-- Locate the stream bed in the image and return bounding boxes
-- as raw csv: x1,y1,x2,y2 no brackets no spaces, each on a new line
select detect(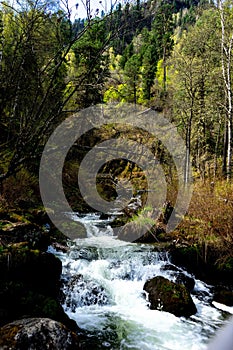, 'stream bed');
50,213,232,350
